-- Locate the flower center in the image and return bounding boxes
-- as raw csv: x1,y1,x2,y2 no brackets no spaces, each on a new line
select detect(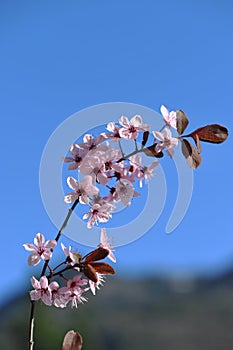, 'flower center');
129,126,136,133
